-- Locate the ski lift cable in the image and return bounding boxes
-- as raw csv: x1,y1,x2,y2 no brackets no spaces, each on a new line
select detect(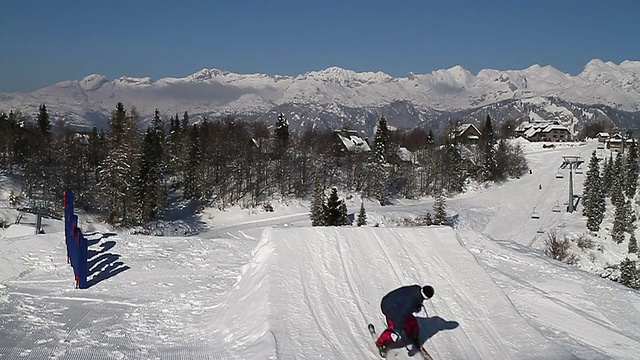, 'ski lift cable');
516,162,566,240
532,167,560,210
